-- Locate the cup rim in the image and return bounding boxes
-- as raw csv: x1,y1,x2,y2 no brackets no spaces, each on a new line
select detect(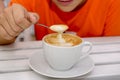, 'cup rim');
42,33,84,48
